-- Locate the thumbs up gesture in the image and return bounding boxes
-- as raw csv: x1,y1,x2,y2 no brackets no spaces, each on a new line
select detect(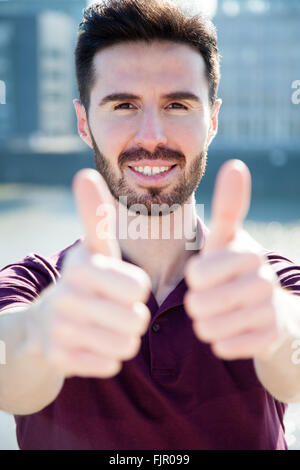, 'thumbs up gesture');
184,160,285,361
30,169,151,378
